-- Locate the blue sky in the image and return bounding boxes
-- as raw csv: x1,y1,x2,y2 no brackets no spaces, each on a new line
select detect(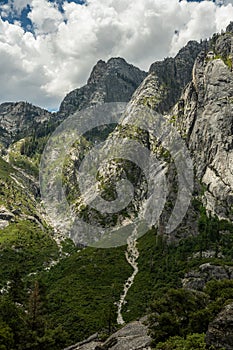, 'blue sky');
0,0,232,109
0,0,85,30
